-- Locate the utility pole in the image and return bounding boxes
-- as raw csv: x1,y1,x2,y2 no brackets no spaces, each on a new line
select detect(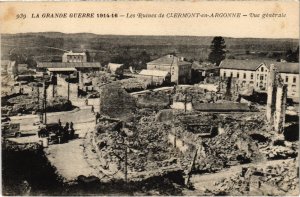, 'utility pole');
124,142,128,183
37,84,43,123
184,90,187,113
67,74,70,101
44,82,47,124
122,121,128,183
